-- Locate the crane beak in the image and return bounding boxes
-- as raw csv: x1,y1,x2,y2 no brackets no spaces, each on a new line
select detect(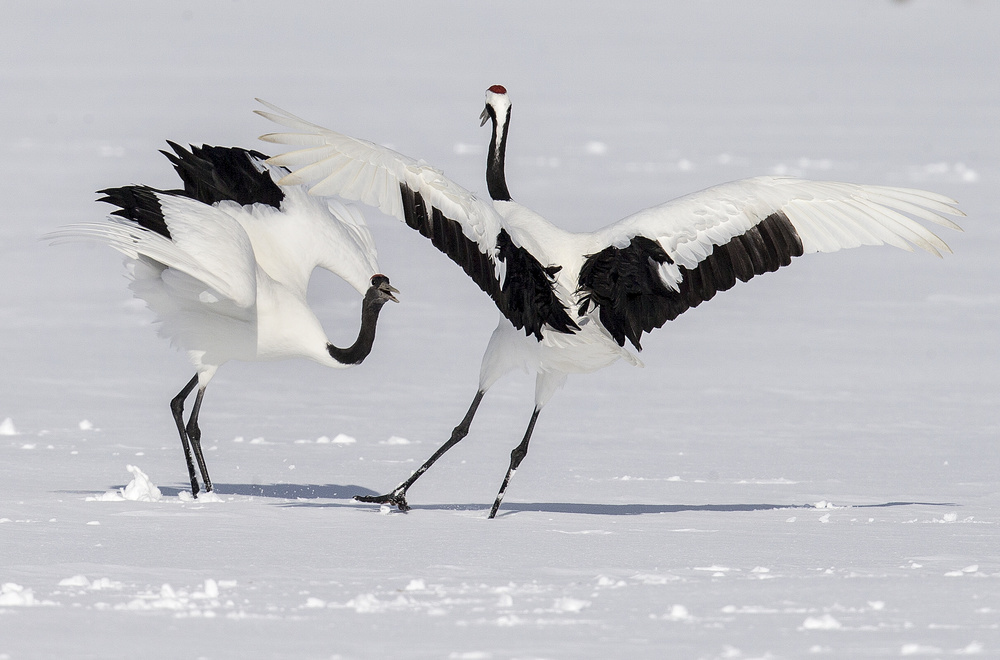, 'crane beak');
480,106,490,127
380,282,400,303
